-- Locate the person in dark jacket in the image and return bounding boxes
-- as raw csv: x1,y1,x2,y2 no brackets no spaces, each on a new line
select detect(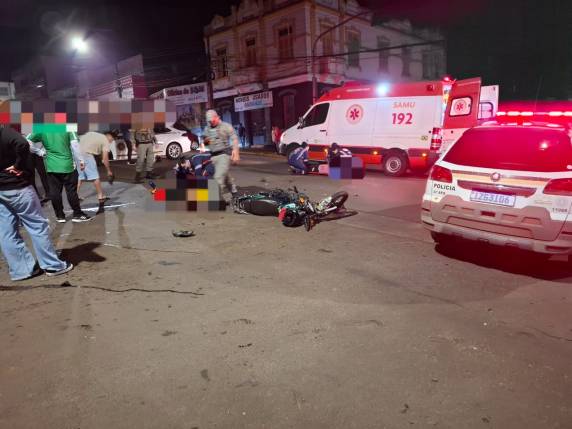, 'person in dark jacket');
0,125,73,281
